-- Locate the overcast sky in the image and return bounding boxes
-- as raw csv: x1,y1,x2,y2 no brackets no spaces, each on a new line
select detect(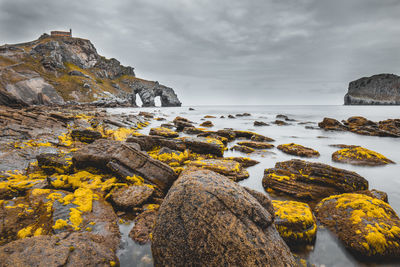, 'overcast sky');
1,0,400,105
